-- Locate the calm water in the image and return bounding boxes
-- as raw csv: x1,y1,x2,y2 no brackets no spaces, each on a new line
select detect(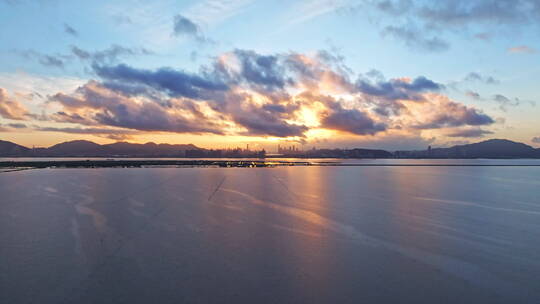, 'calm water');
2,157,540,166
1,165,539,303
